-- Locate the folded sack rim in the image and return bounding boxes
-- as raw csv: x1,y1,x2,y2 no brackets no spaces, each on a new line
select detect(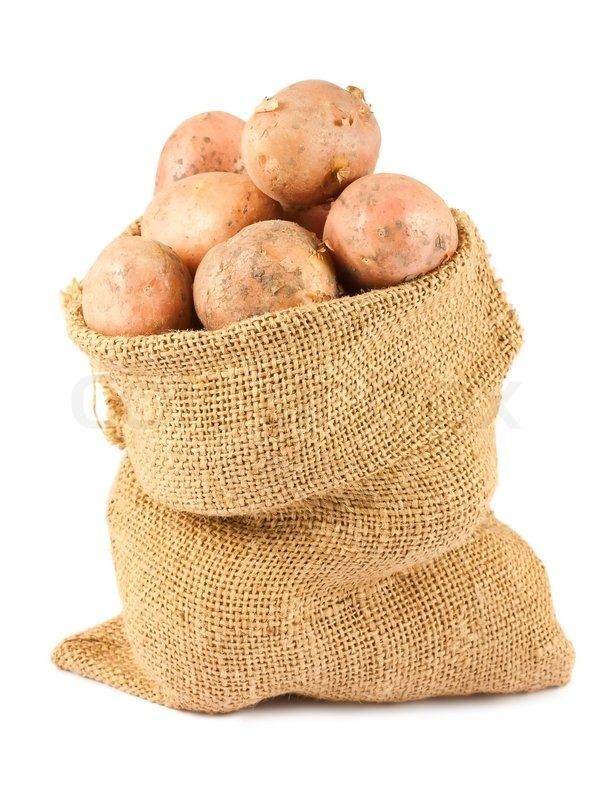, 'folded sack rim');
62,209,485,374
